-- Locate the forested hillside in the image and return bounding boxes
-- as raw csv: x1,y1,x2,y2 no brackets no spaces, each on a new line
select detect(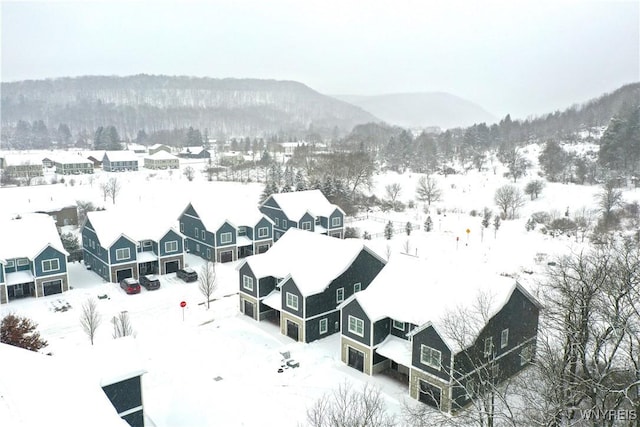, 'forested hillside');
0,75,379,142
